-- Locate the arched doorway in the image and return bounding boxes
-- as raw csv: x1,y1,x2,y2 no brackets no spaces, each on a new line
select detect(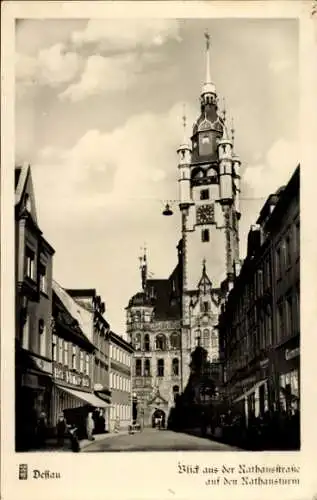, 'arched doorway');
152,409,166,428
